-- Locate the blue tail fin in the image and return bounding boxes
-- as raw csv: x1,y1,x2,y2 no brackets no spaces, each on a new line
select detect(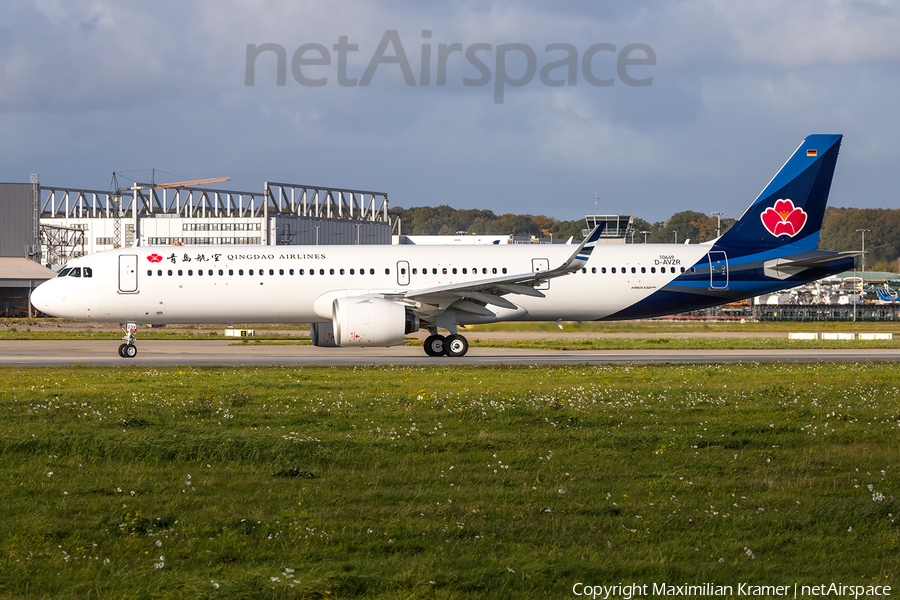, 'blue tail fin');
713,134,842,255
